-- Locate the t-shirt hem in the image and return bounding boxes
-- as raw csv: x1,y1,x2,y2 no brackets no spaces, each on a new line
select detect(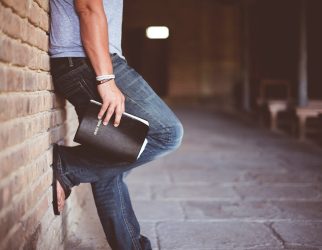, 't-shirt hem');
49,50,125,60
